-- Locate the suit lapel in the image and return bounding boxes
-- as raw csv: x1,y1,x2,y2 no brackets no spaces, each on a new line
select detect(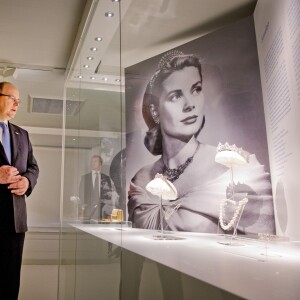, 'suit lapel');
8,122,20,164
